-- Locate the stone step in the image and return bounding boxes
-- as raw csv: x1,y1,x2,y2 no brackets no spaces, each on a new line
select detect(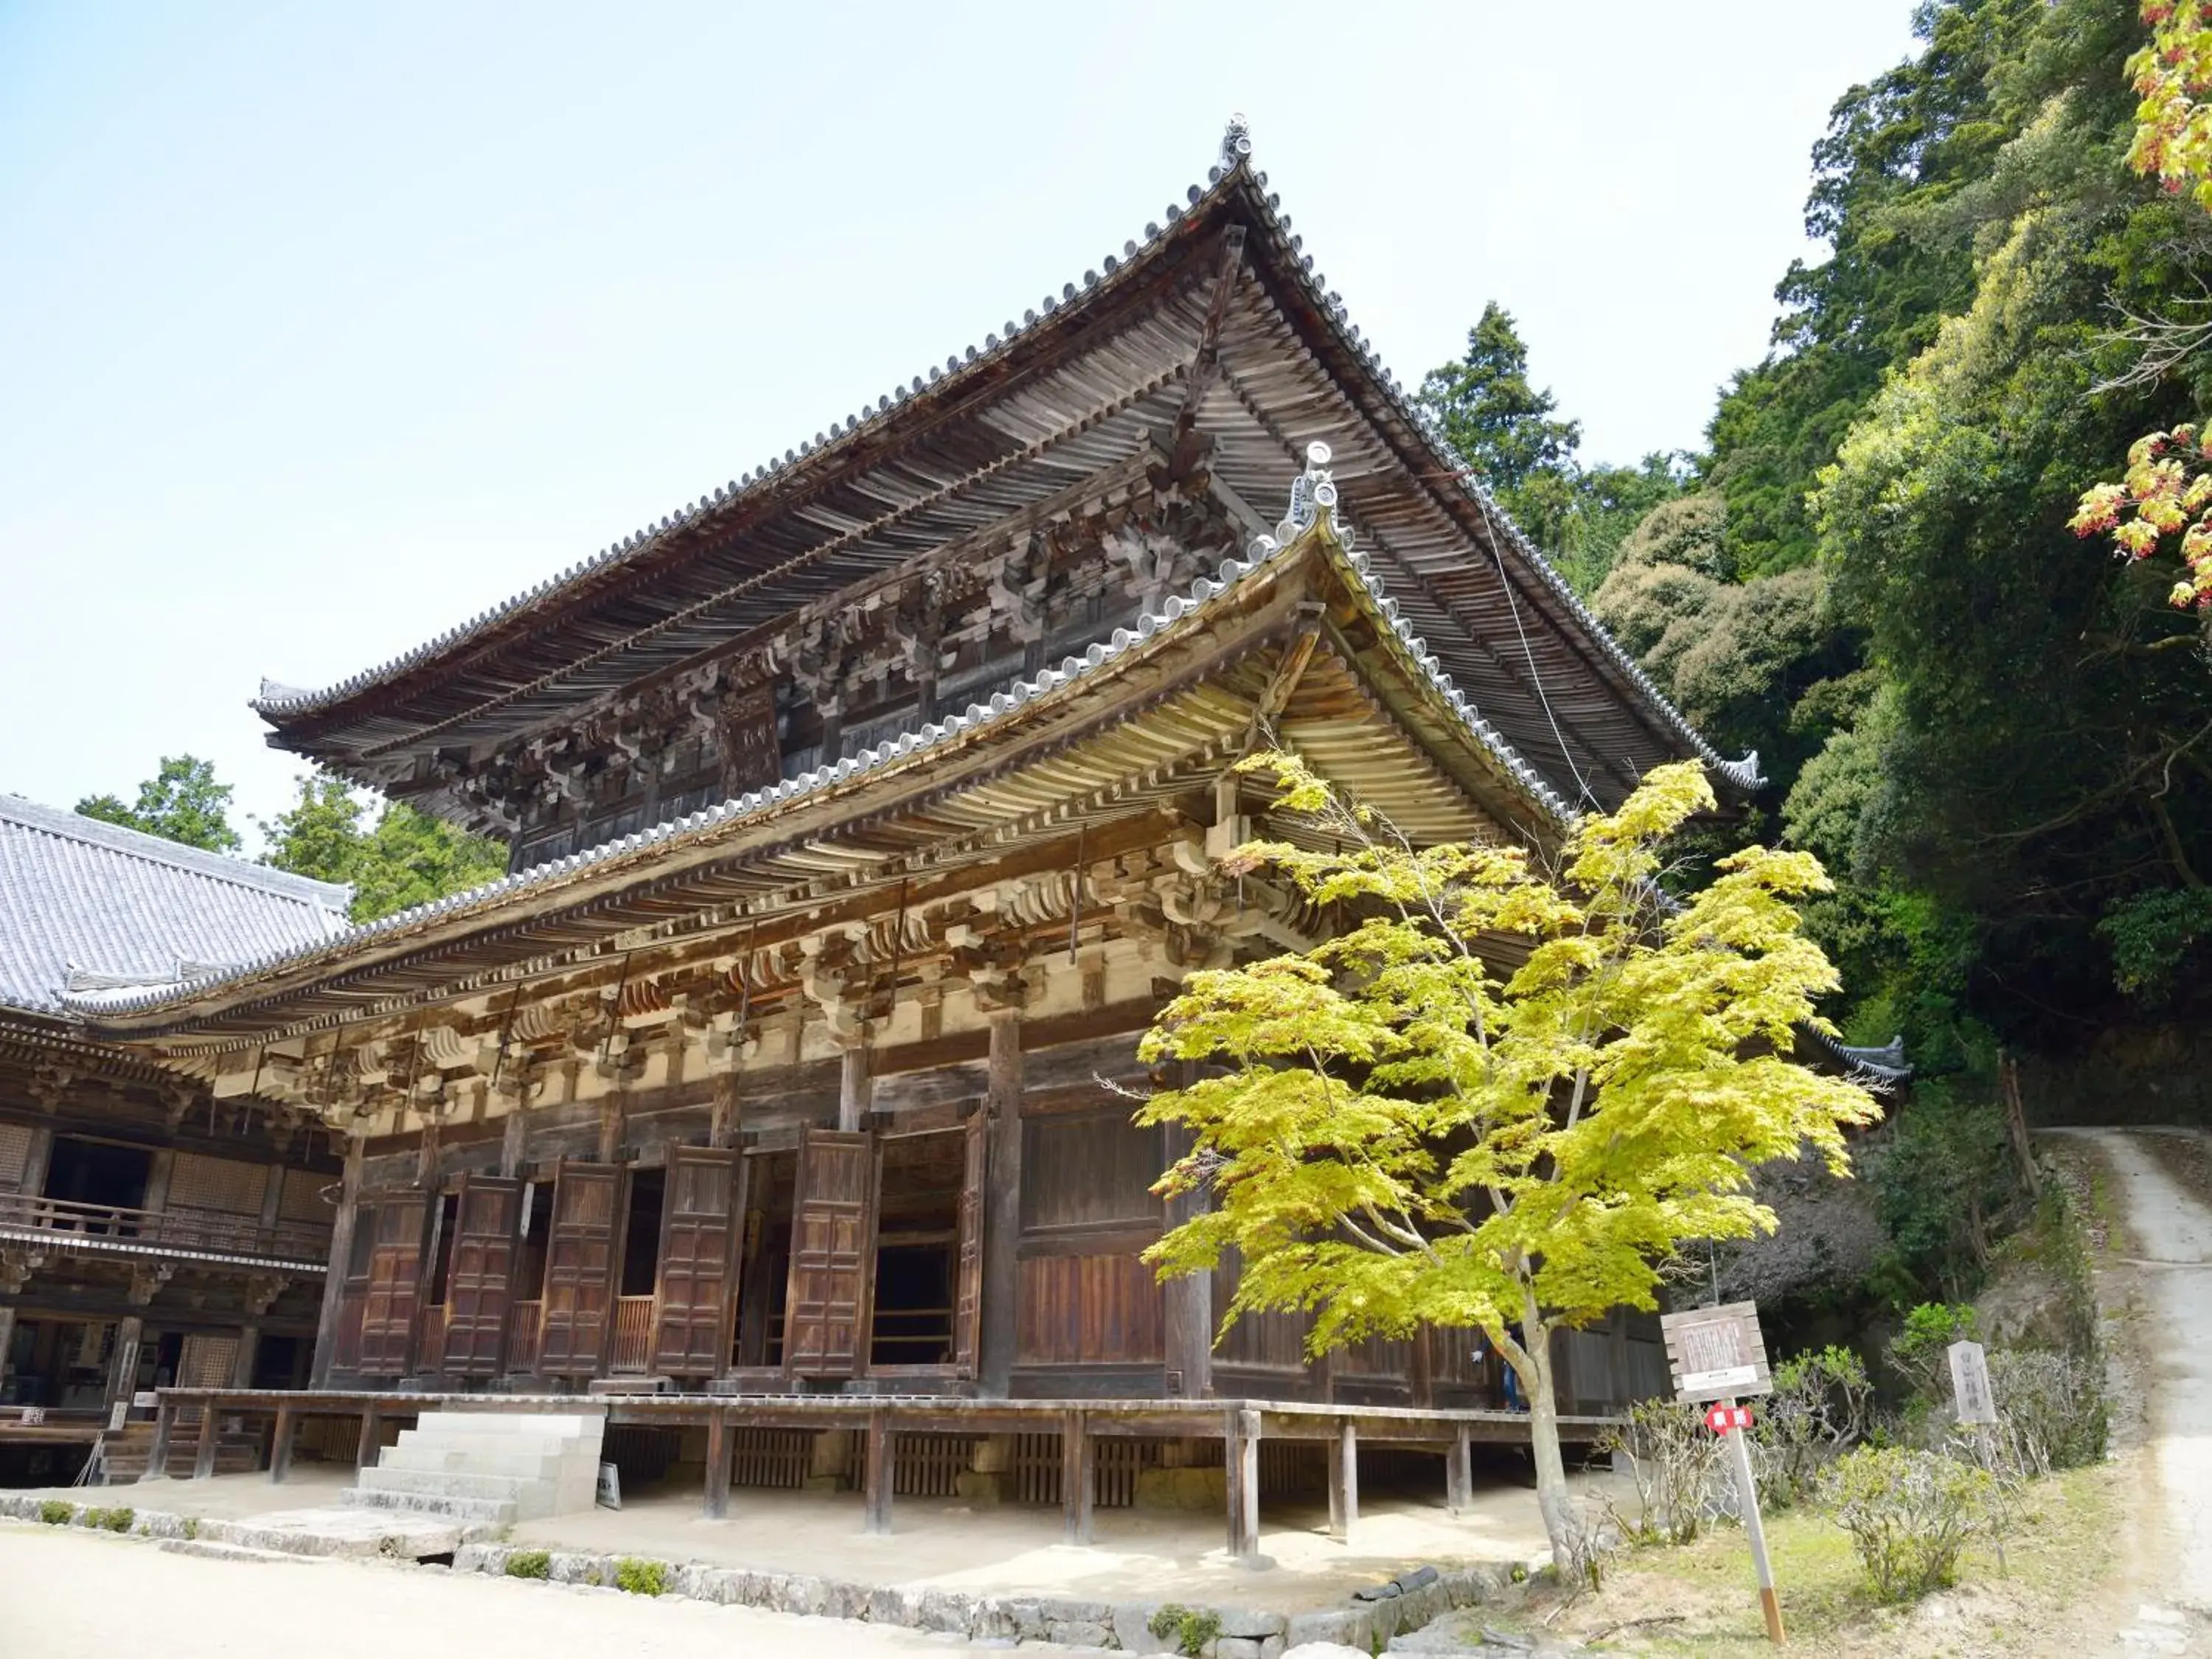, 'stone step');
379,1444,573,1479
409,1411,605,1440
198,1509,466,1560
157,1538,324,1566
392,1429,594,1460
340,1486,518,1525
358,1467,546,1504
